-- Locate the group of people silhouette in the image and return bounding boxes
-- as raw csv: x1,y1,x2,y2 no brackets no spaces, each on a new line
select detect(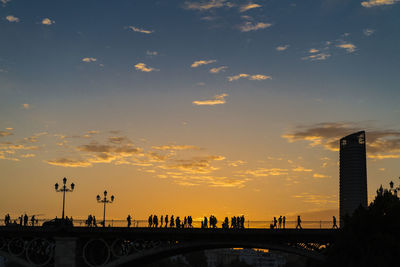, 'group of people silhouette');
4,213,38,226
201,215,218,228
271,215,287,229
221,215,245,229
86,214,99,227
147,215,194,228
